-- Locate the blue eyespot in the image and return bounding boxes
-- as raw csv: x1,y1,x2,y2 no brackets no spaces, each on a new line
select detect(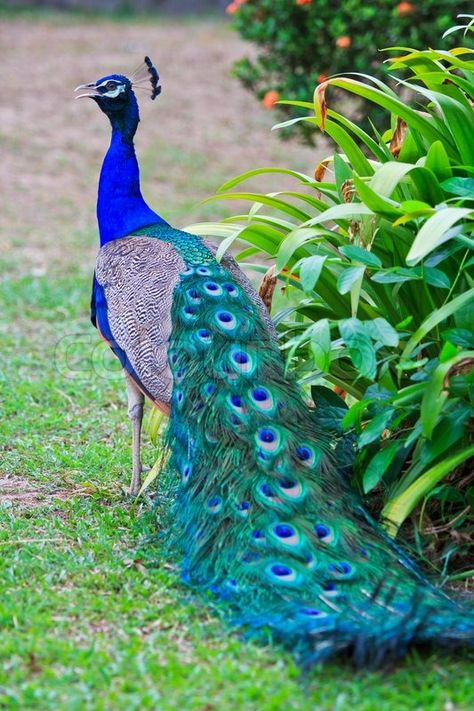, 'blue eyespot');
204,281,223,296
195,328,212,346
300,608,321,616
237,500,250,511
260,483,274,497
182,305,199,322
186,288,200,302
233,351,249,365
280,479,297,489
208,496,222,513
296,446,312,461
182,463,192,482
315,524,330,539
256,427,281,455
266,562,299,584
295,443,319,468
271,564,291,577
305,554,316,569
231,394,242,407
215,310,237,332
329,562,352,577
175,368,185,383
223,283,238,295
274,524,294,539
252,387,268,401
